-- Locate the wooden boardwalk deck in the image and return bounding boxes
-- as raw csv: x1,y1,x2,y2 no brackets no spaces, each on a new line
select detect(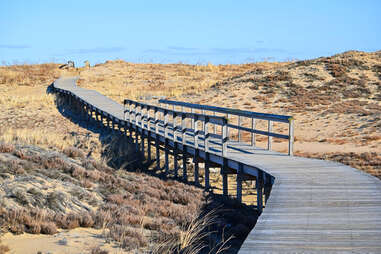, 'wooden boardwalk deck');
53,77,381,254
